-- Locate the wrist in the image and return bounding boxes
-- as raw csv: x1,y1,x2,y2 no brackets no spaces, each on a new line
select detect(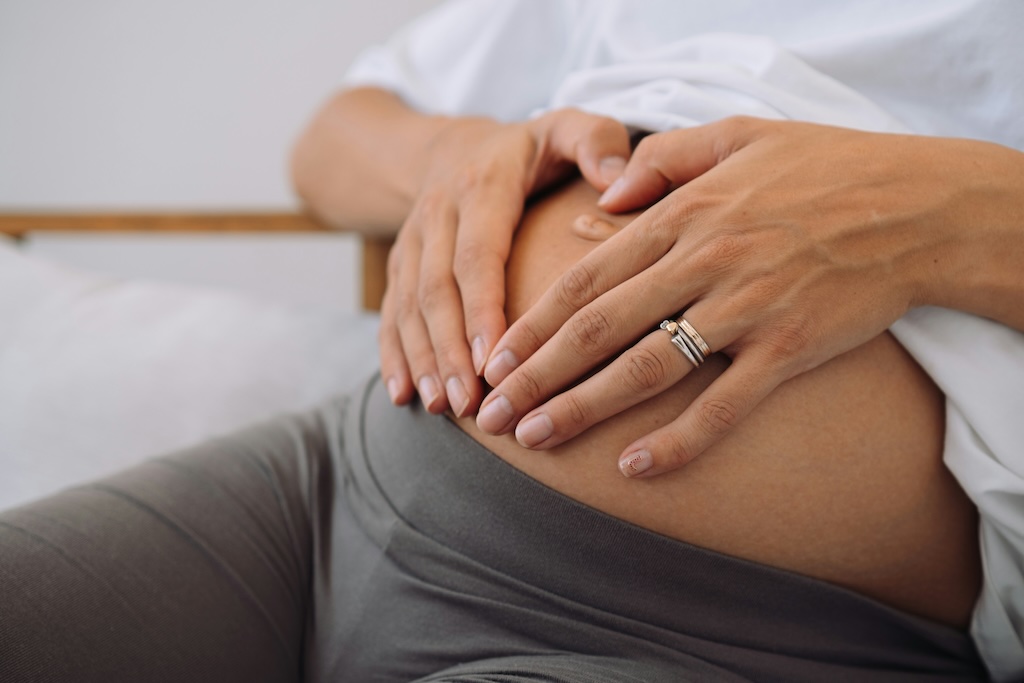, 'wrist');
915,140,1024,329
